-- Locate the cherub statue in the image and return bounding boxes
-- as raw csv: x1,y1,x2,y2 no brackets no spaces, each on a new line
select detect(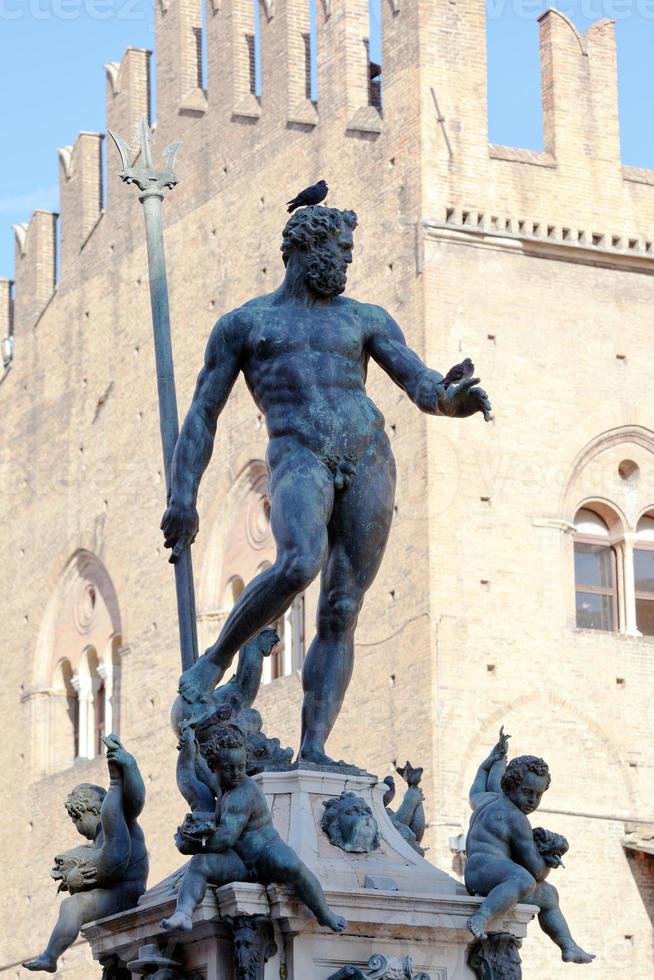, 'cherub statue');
383,761,426,856
161,724,347,934
464,728,594,965
23,735,148,973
